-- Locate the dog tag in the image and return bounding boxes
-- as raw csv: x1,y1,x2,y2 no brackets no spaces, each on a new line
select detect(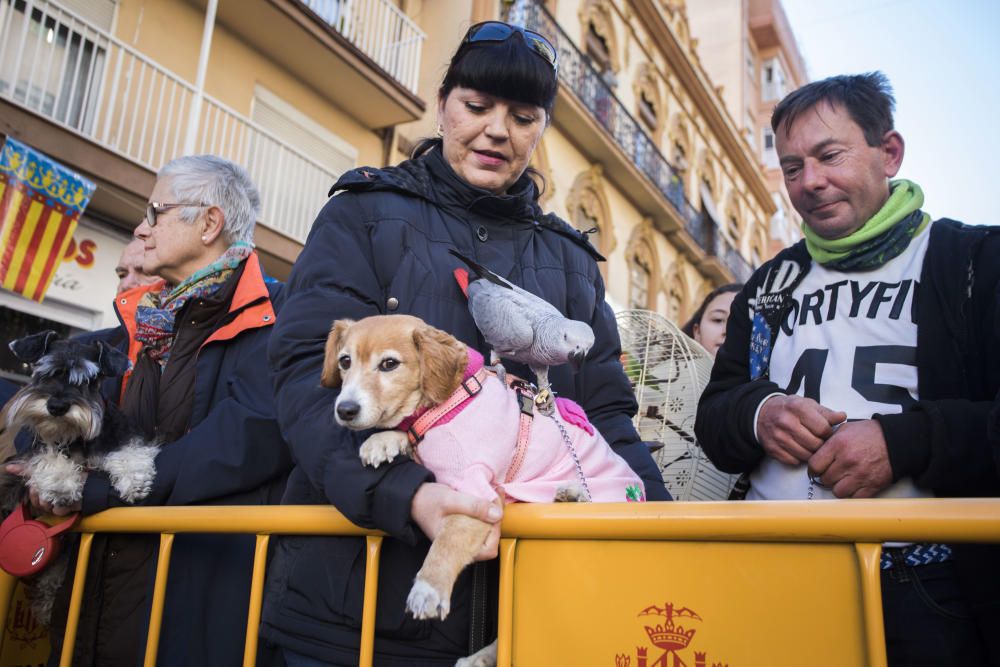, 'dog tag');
0,503,78,577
